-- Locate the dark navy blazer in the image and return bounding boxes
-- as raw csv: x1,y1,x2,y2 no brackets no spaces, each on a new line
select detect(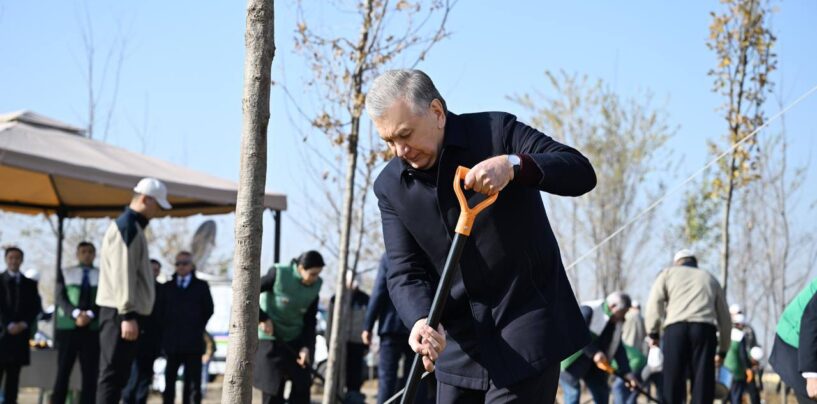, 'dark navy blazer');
373,111,595,390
